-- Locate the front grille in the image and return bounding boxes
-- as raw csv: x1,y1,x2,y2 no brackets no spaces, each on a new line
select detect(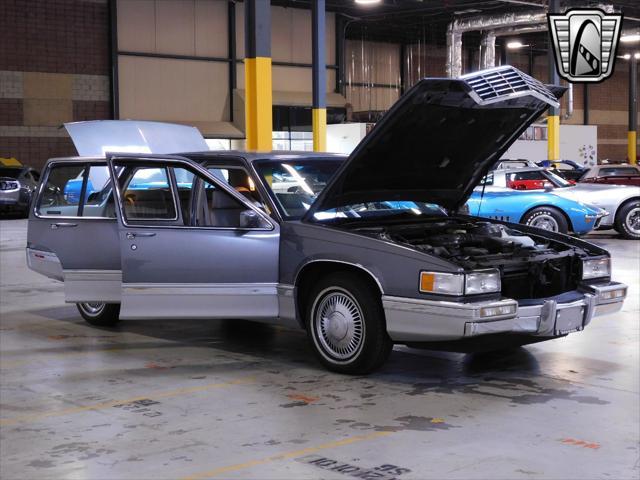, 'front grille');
461,66,559,108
